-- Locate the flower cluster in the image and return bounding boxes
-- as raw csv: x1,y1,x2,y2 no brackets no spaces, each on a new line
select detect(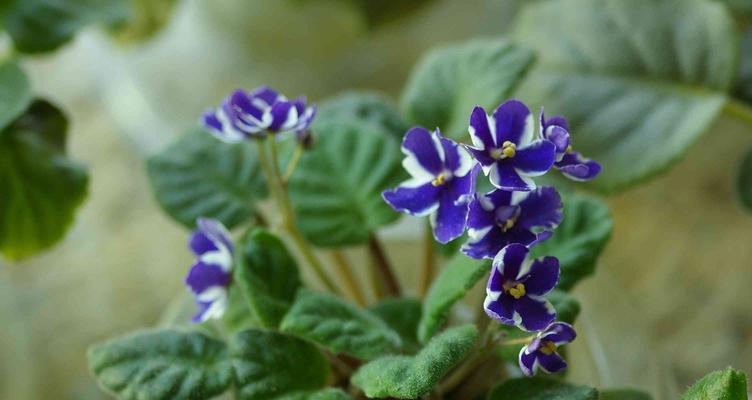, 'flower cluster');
383,99,599,376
